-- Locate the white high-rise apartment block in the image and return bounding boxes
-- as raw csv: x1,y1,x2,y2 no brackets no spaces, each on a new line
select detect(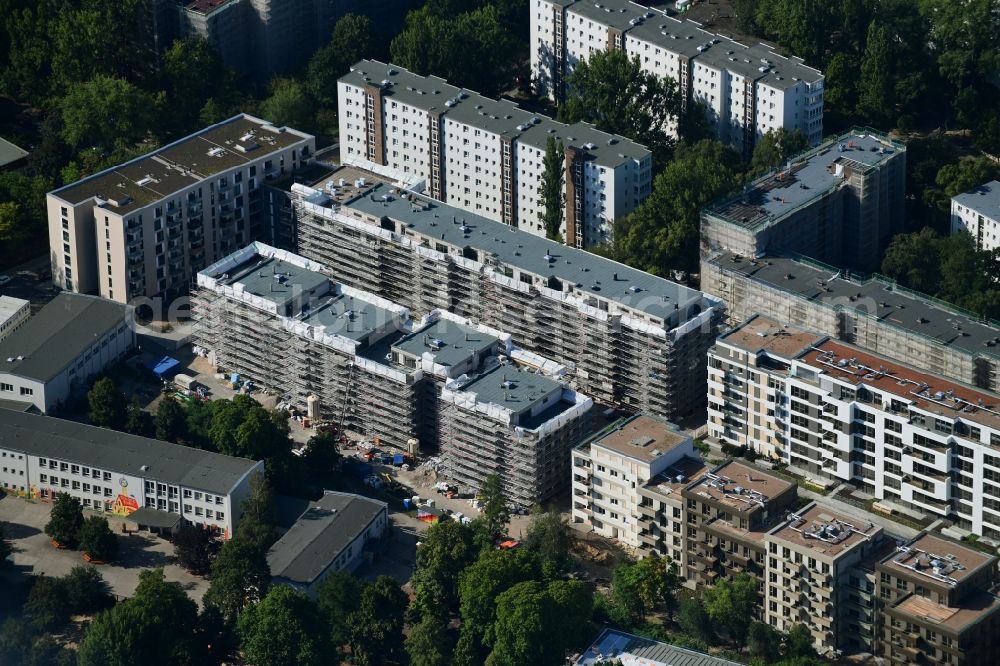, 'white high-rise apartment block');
707,315,1000,540
338,60,652,248
951,180,1000,251
531,0,824,154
